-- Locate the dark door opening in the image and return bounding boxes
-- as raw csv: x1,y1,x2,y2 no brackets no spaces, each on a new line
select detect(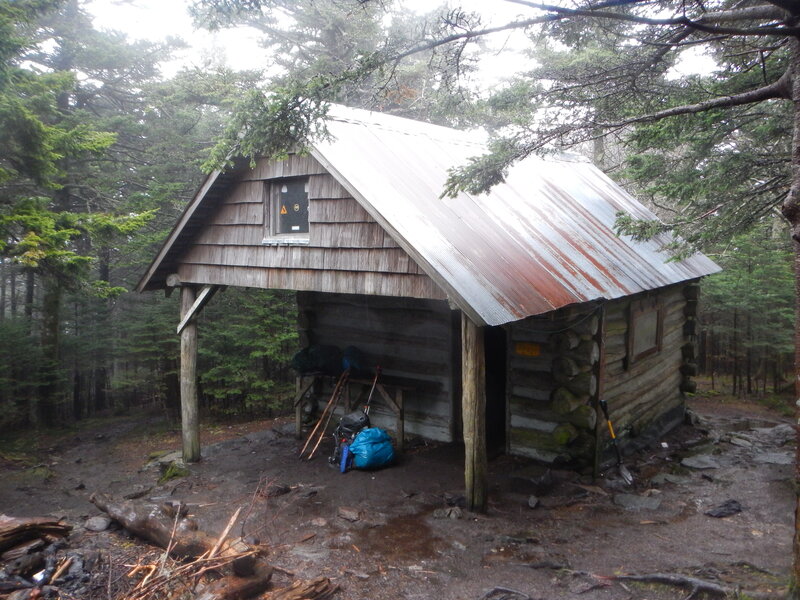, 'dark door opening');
484,326,507,454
